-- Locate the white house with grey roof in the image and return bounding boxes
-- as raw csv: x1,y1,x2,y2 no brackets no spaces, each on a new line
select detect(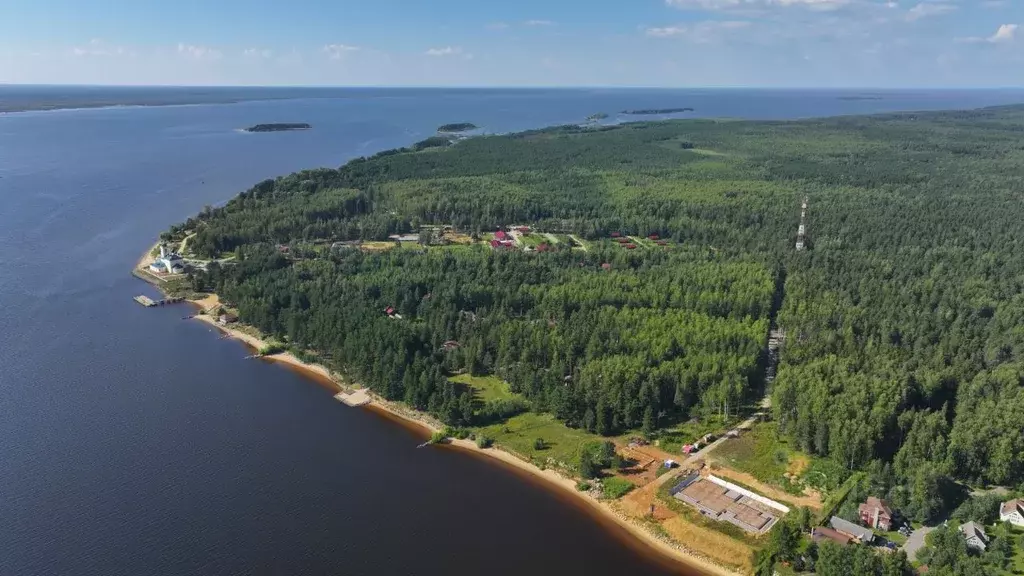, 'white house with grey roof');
959,521,989,551
829,516,874,544
1000,499,1024,527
